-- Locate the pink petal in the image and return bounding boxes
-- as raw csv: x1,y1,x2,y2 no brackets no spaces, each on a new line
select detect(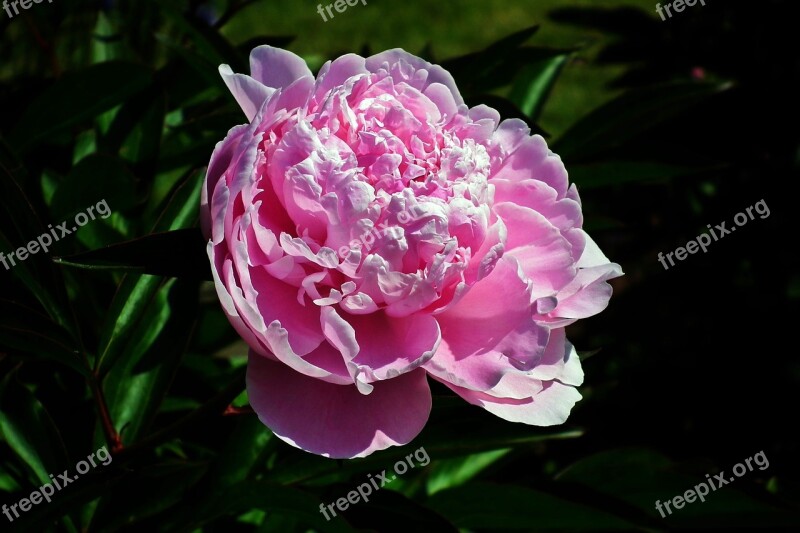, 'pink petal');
348,311,441,380
423,82,459,122
440,379,582,426
425,256,534,390
549,263,623,320
247,353,432,458
249,46,313,90
527,328,584,386
208,243,270,357
218,65,274,121
315,53,368,98
490,133,569,198
202,124,248,240
365,48,464,105
491,118,531,155
575,230,612,268
495,202,576,298
492,178,583,232
437,255,532,335
462,218,506,286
